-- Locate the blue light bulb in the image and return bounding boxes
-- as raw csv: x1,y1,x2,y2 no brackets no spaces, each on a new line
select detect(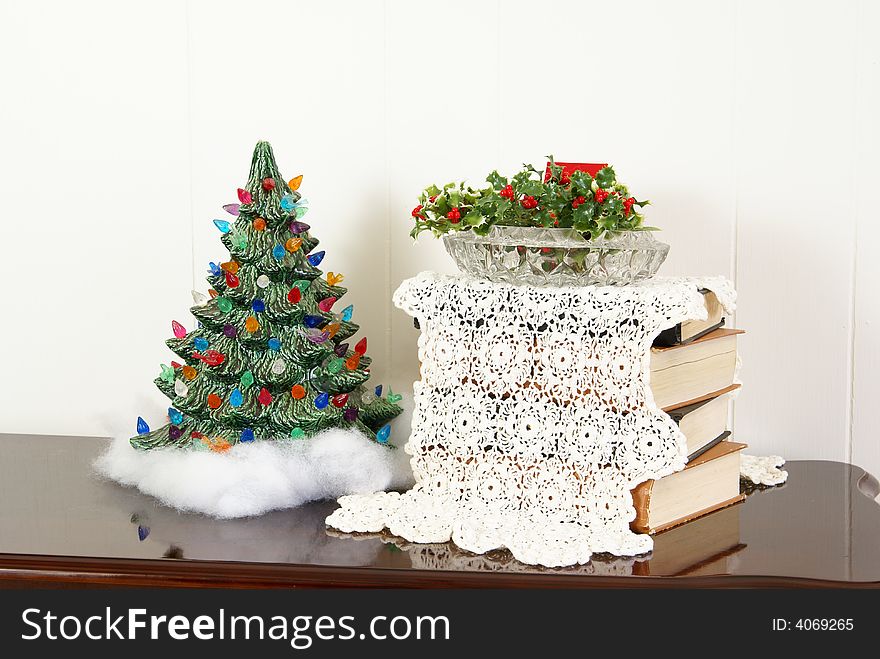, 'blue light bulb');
240,428,255,443
341,305,354,322
267,337,281,351
374,385,383,397
280,194,296,211
208,262,222,276
136,416,150,435
213,219,231,233
193,337,208,351
314,392,329,410
229,388,243,408
168,408,183,425
252,299,265,313
307,251,325,266
272,244,286,260
304,315,325,328
376,424,391,444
